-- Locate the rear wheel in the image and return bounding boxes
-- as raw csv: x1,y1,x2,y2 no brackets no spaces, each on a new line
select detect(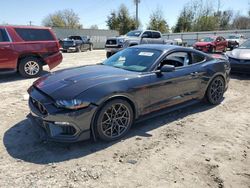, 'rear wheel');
95,99,134,141
206,76,225,105
18,57,43,78
209,46,216,53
